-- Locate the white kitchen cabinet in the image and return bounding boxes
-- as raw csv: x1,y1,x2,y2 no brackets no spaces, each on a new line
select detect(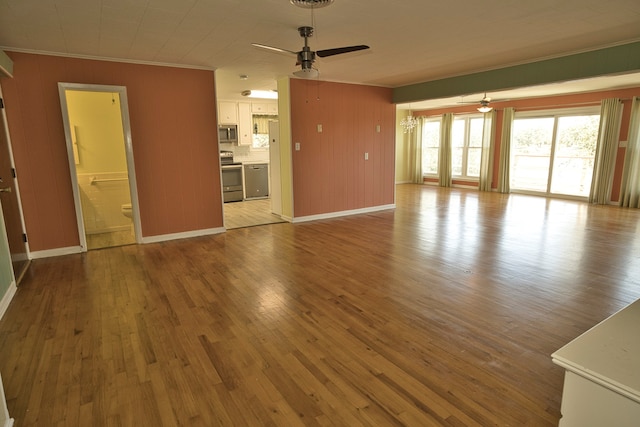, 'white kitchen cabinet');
552,298,640,427
251,102,278,115
218,101,238,124
238,102,253,146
